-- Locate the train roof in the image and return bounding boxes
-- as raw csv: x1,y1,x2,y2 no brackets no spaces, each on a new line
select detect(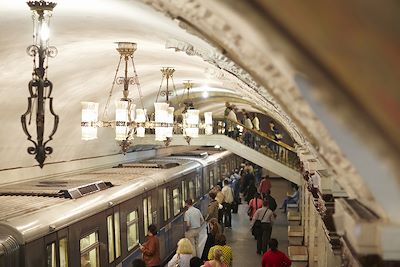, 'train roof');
0,150,232,244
